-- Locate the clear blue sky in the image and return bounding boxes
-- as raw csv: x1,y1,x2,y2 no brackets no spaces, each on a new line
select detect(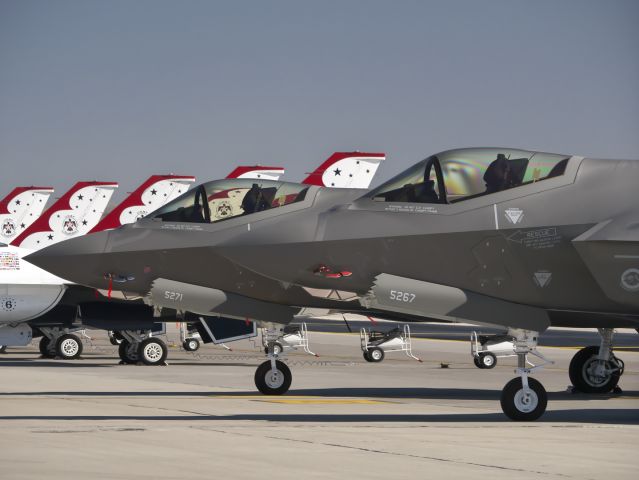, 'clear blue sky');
1,0,638,202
